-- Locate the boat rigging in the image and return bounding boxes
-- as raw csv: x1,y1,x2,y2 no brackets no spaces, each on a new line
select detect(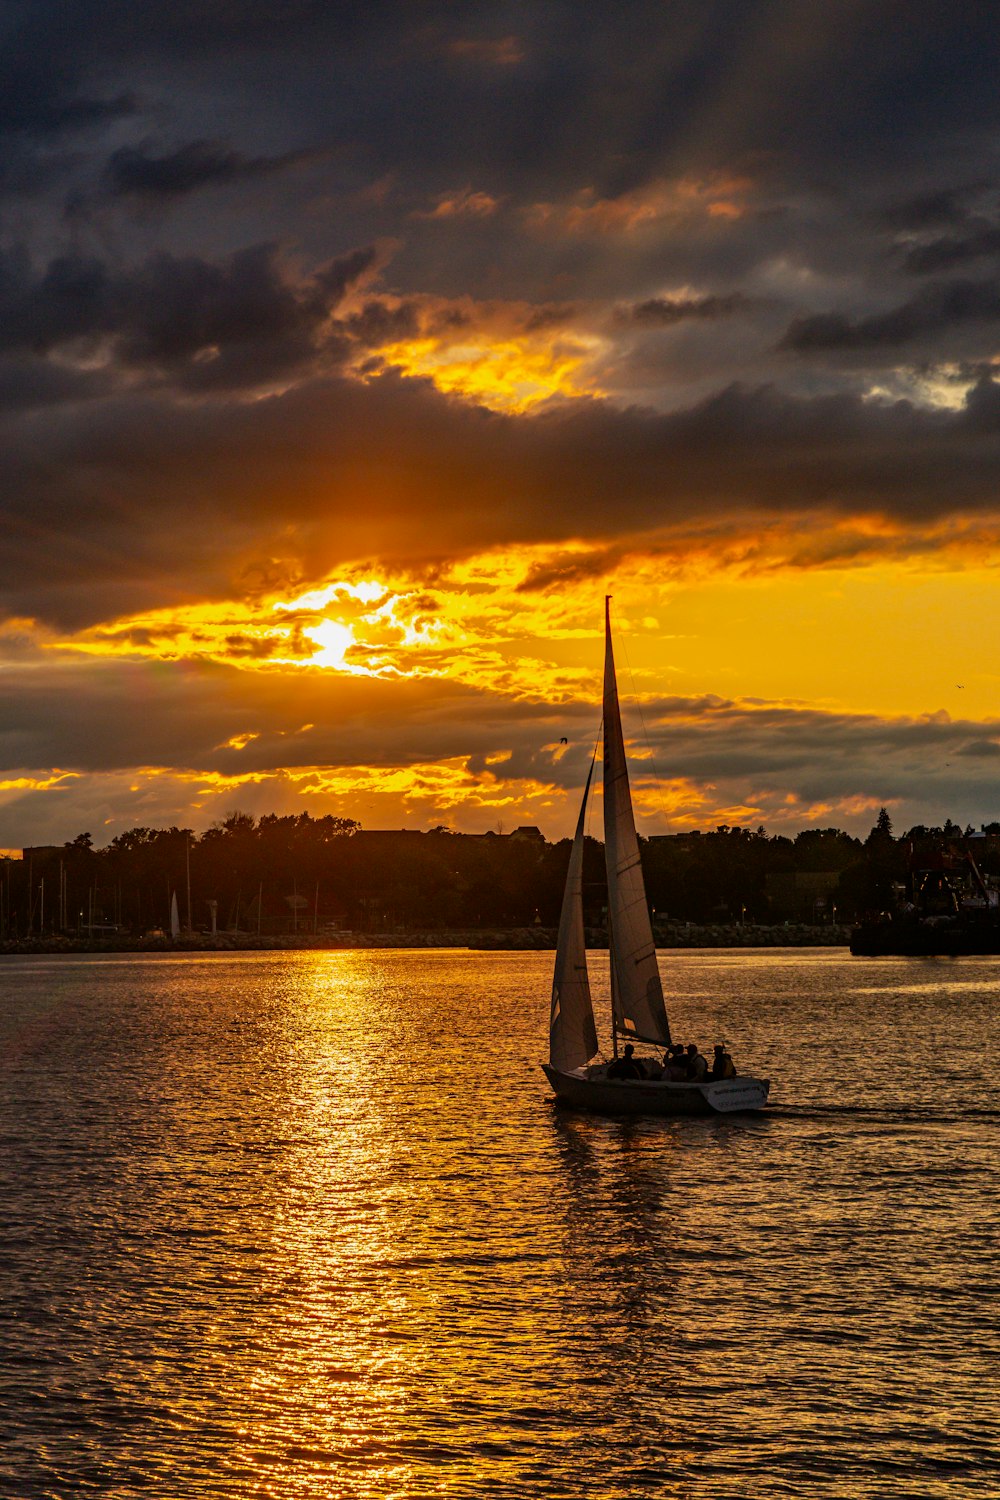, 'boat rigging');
542,598,771,1116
